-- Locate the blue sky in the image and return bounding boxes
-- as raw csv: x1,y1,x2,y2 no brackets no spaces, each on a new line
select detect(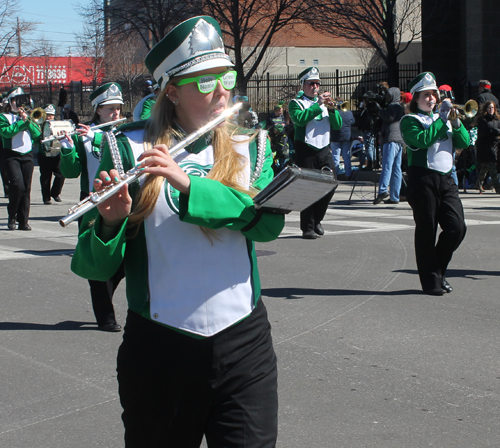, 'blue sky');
20,0,86,56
